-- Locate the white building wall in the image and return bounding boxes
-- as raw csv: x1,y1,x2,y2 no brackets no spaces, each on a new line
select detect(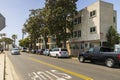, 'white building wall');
86,1,100,41
100,1,117,41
